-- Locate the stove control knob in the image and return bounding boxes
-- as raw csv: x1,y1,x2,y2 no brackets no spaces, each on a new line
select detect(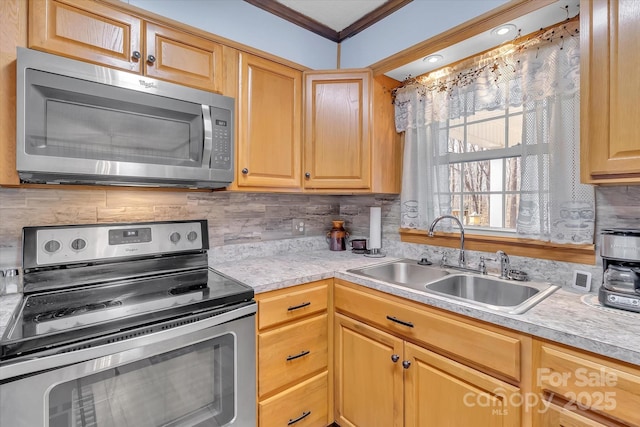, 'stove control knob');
71,238,87,251
170,232,181,243
187,231,198,242
44,239,61,253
